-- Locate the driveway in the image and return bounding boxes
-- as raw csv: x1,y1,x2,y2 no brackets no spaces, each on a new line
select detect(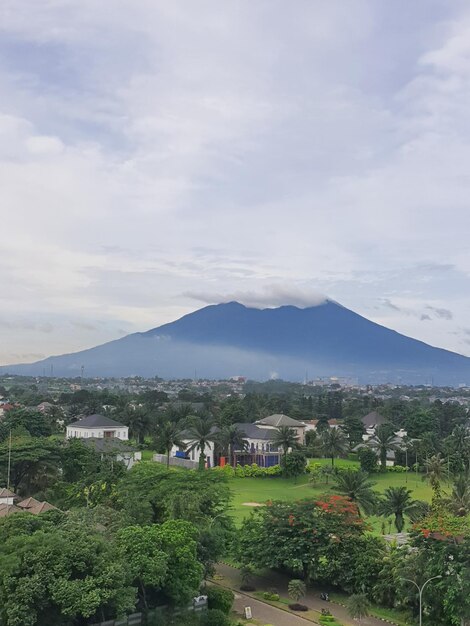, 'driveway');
232,588,321,625
215,562,390,626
